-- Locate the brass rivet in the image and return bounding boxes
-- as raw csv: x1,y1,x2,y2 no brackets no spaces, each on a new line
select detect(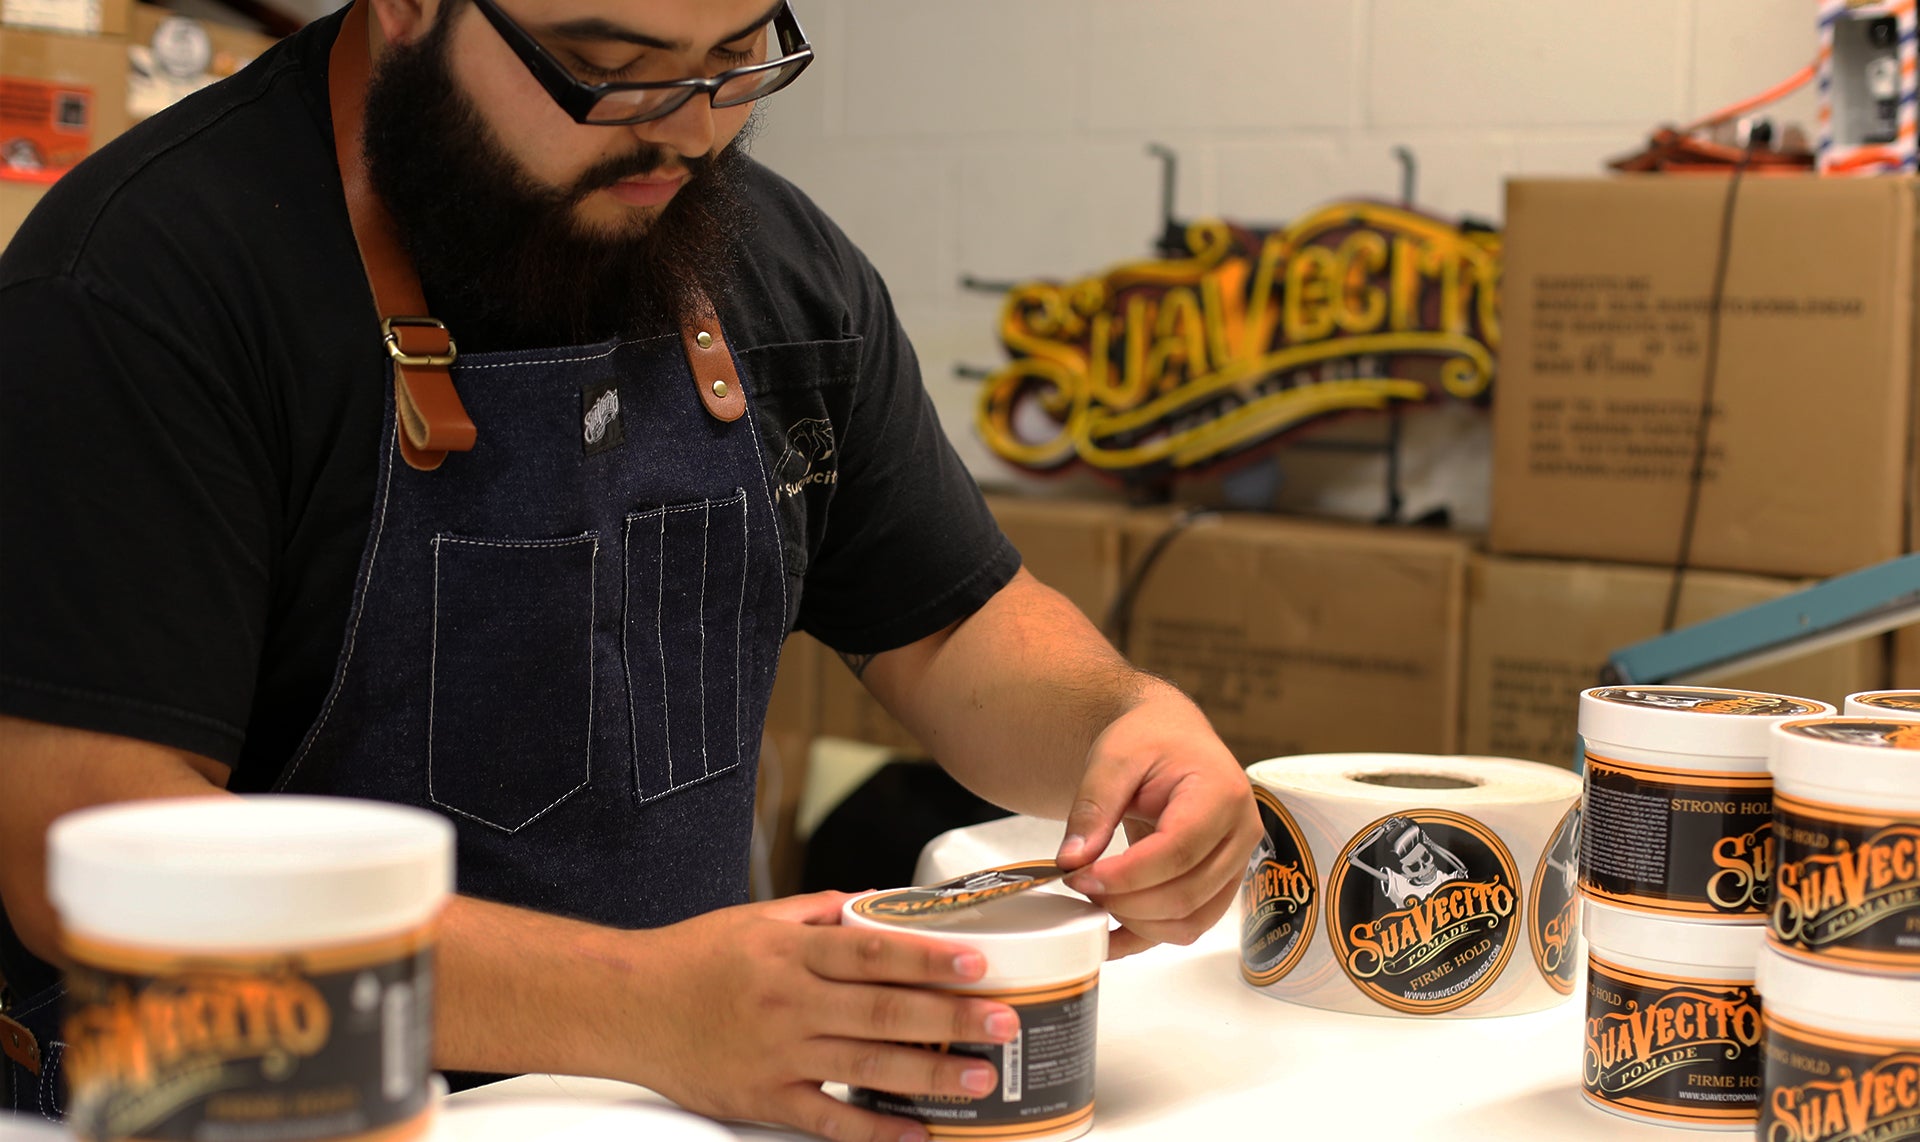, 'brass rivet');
712,380,729,398
695,331,713,349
